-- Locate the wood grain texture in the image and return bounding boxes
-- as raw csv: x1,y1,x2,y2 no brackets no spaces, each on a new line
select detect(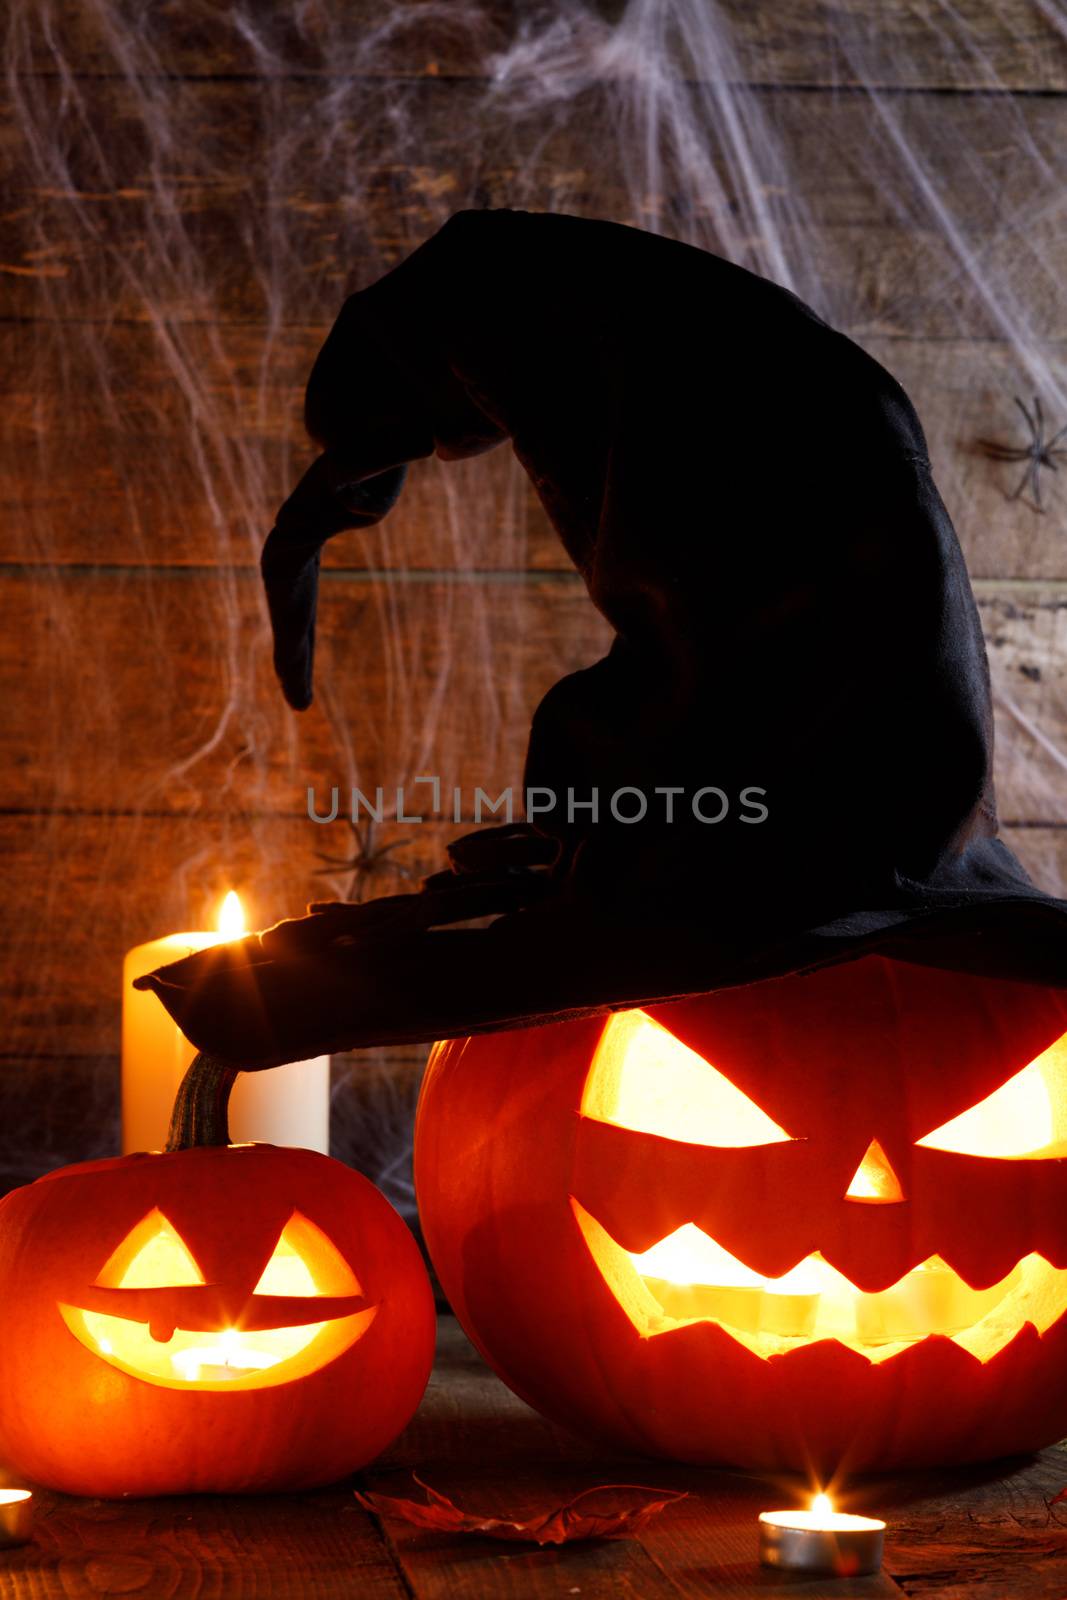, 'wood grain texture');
4,87,1067,336
867,344,1067,585
378,1318,601,1474
0,568,1063,825
370,1482,693,1600
720,0,1067,91
371,1322,903,1600
11,0,520,81
370,1316,1067,1600
367,1462,904,1599
370,1319,1067,1599
3,1486,408,1599
0,810,464,1060
4,328,1067,580
879,1445,1067,1598
0,321,563,571
980,591,1067,842
0,570,607,814
12,1,1067,92
1000,824,1067,901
